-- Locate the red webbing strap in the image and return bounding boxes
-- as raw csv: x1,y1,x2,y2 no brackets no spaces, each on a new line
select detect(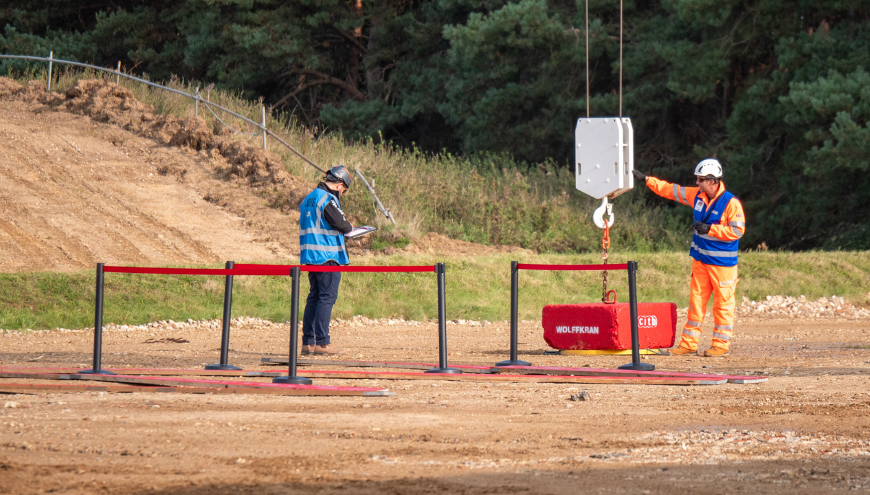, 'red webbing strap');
229,267,292,276
516,263,628,271
234,263,292,269
302,265,435,273
104,264,436,276
103,266,291,276
103,266,236,276
235,263,437,273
